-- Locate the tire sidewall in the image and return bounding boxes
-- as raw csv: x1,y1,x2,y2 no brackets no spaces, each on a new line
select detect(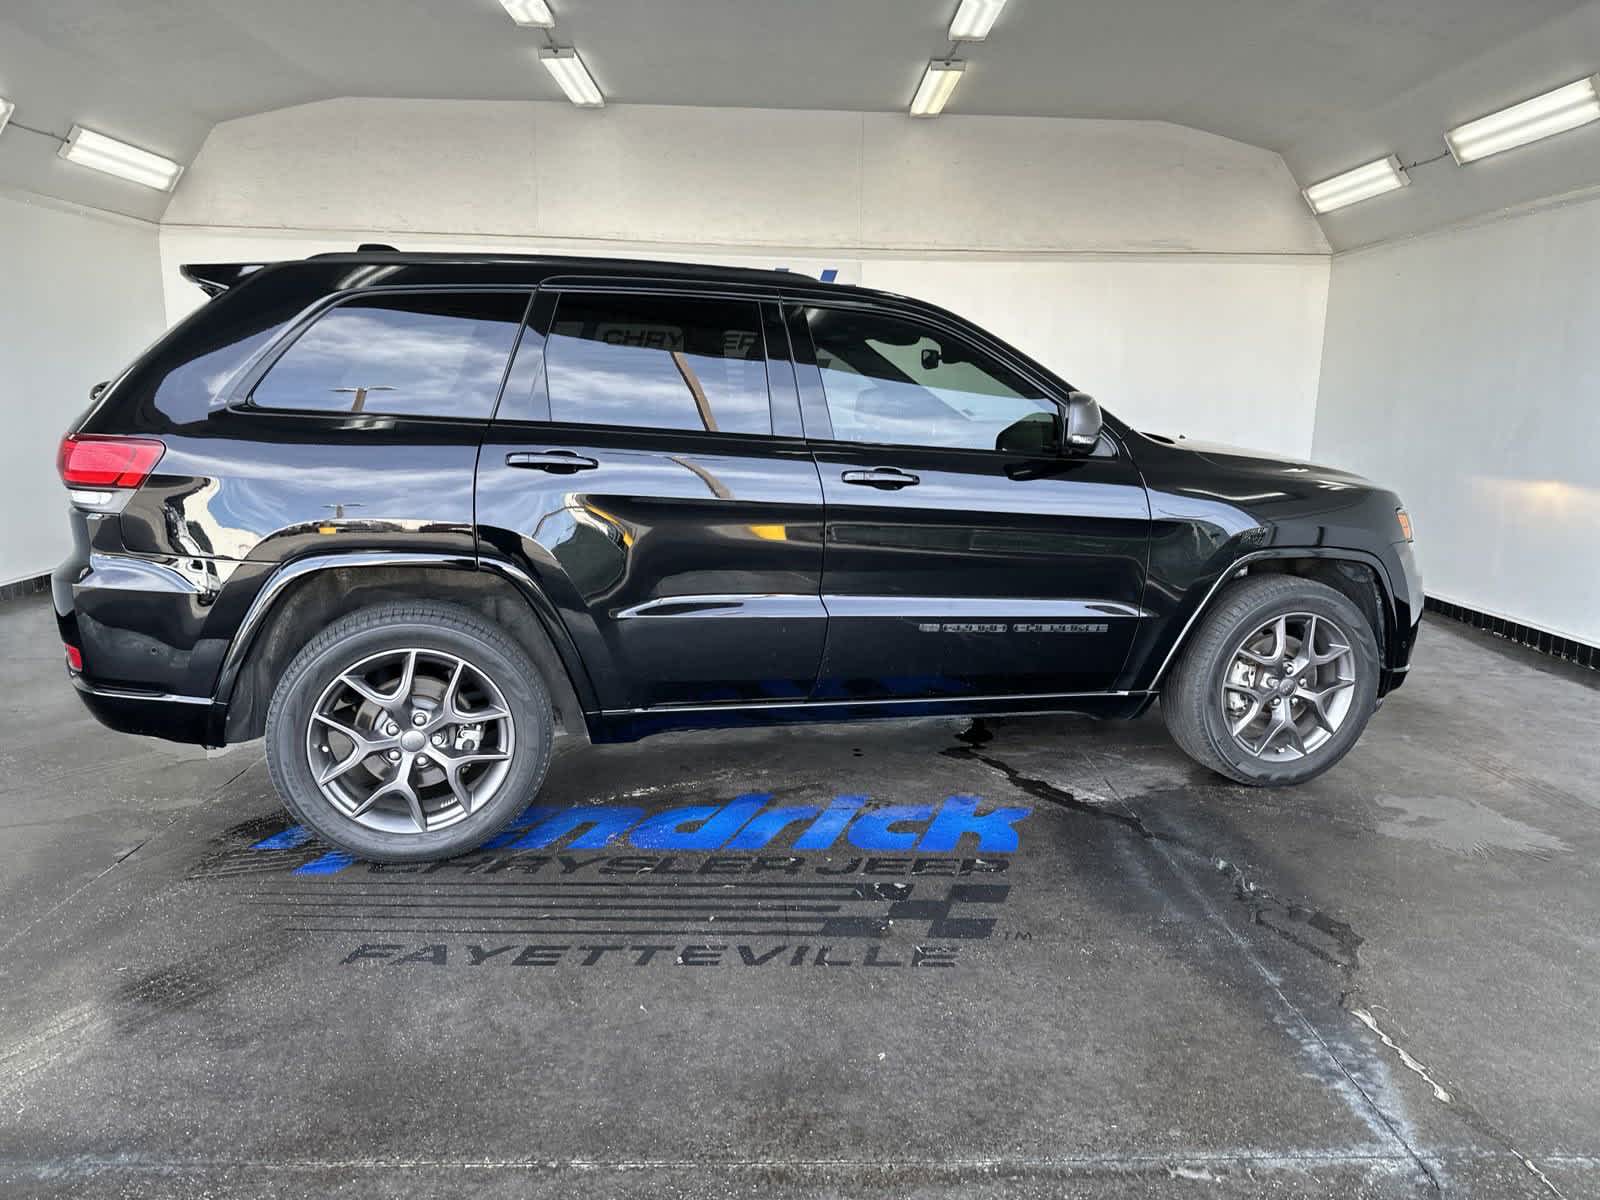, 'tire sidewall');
1195,587,1380,786
267,615,550,860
